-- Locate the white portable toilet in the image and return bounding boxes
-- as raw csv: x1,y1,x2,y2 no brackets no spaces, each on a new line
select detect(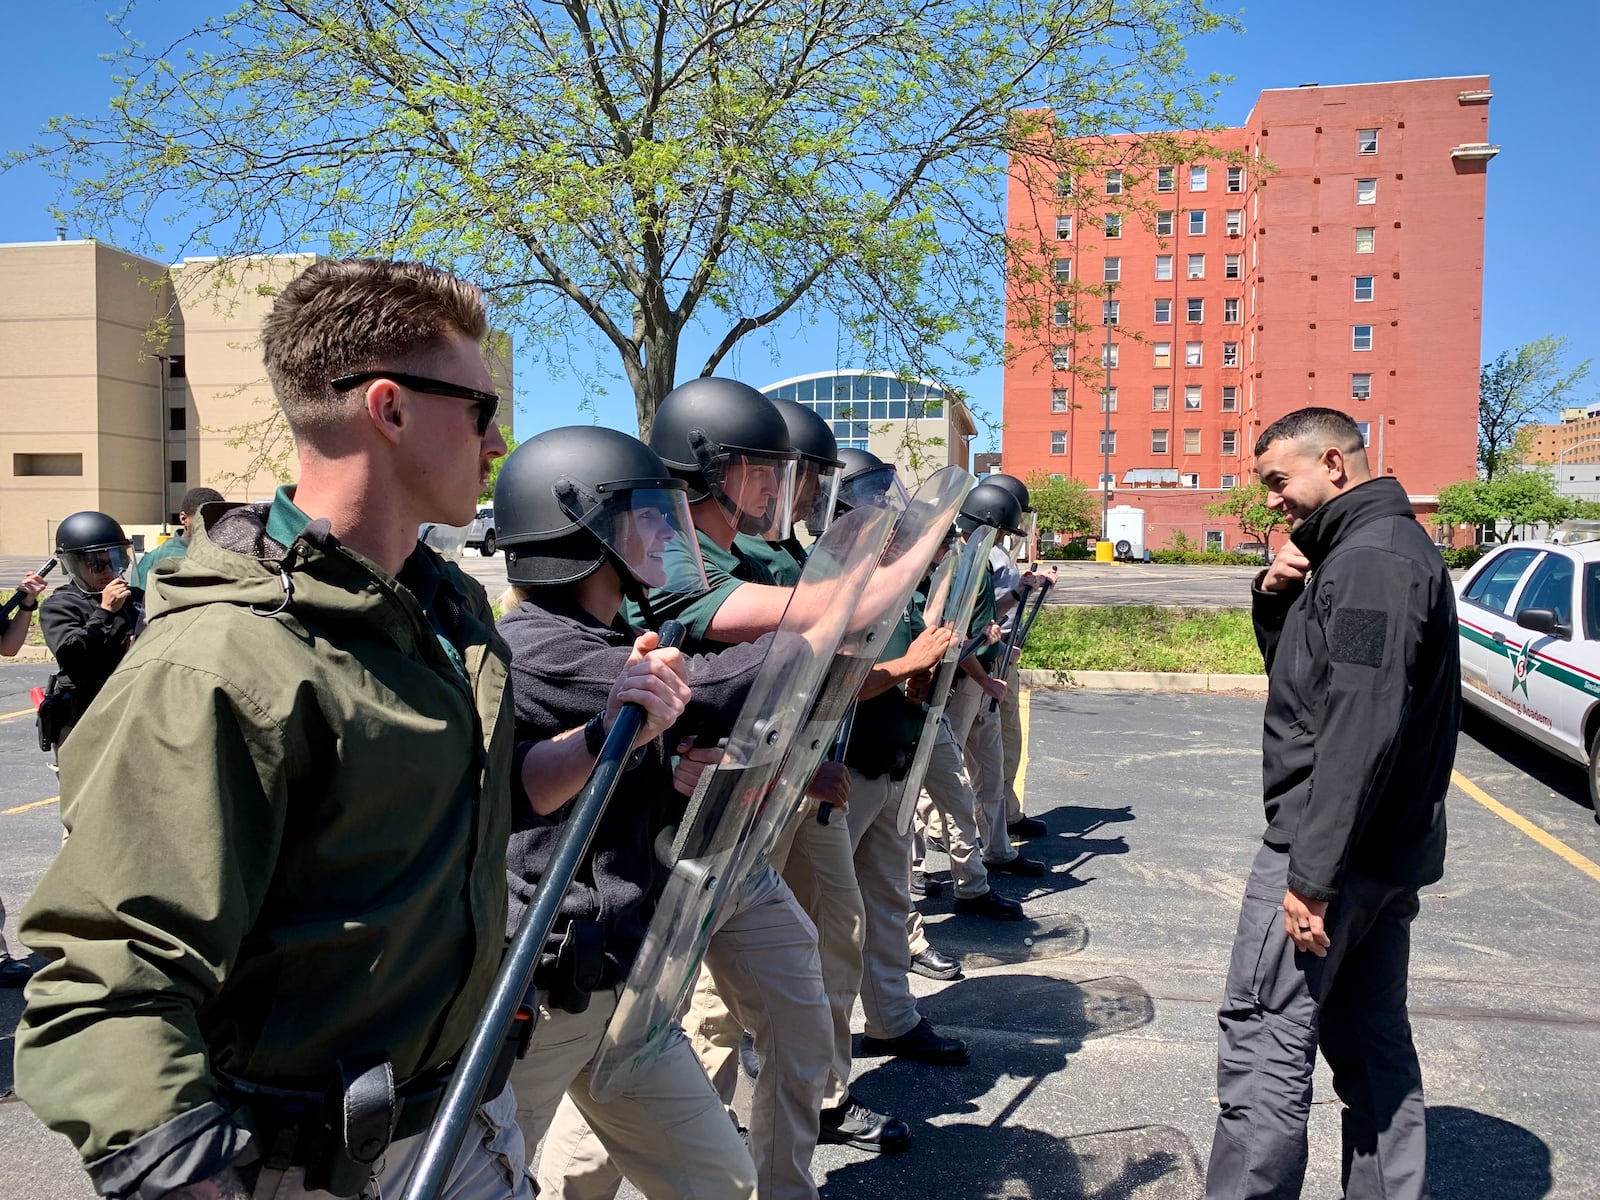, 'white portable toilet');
1106,505,1146,561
